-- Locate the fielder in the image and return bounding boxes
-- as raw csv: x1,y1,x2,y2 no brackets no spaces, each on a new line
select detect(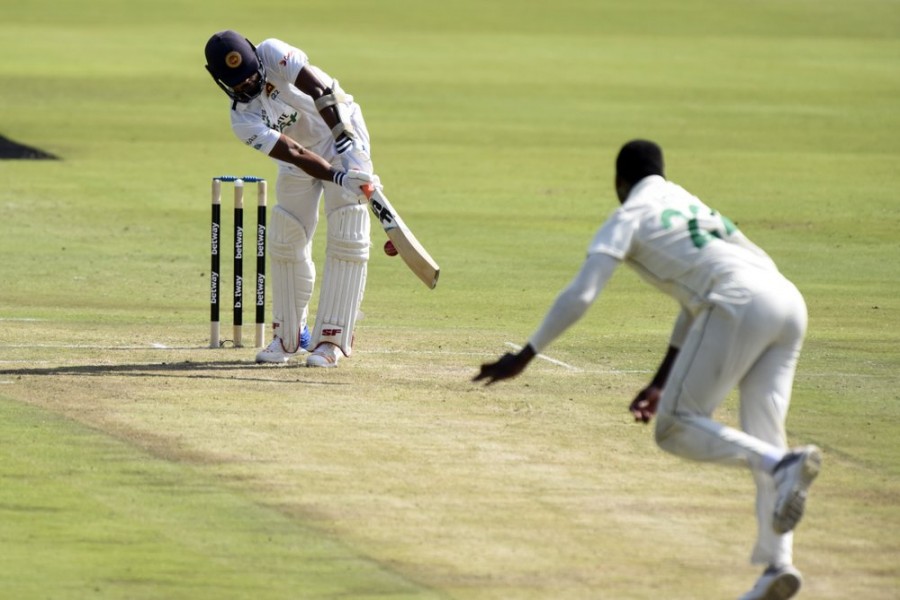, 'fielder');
205,30,377,367
475,140,822,600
